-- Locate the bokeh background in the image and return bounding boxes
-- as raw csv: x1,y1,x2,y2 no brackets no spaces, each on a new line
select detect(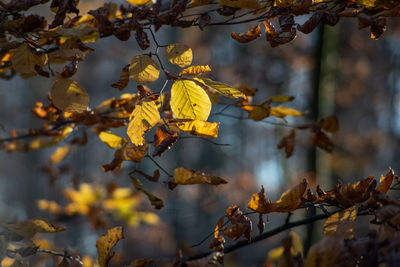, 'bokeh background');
1,0,400,266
